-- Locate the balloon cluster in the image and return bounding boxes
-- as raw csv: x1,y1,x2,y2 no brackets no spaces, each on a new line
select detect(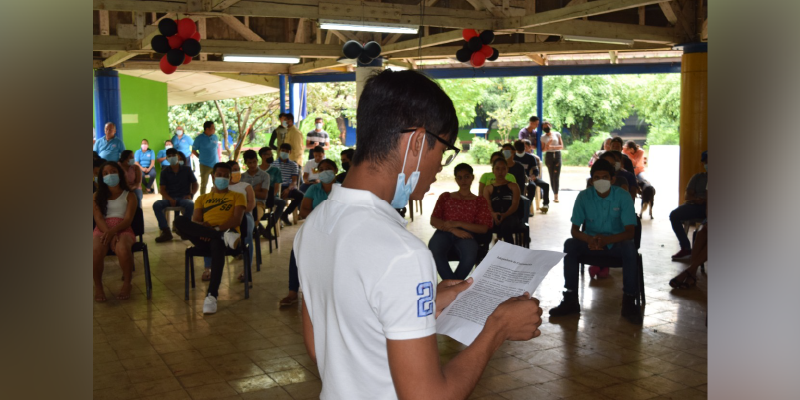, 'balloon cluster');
342,40,382,65
151,18,203,74
455,29,499,68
